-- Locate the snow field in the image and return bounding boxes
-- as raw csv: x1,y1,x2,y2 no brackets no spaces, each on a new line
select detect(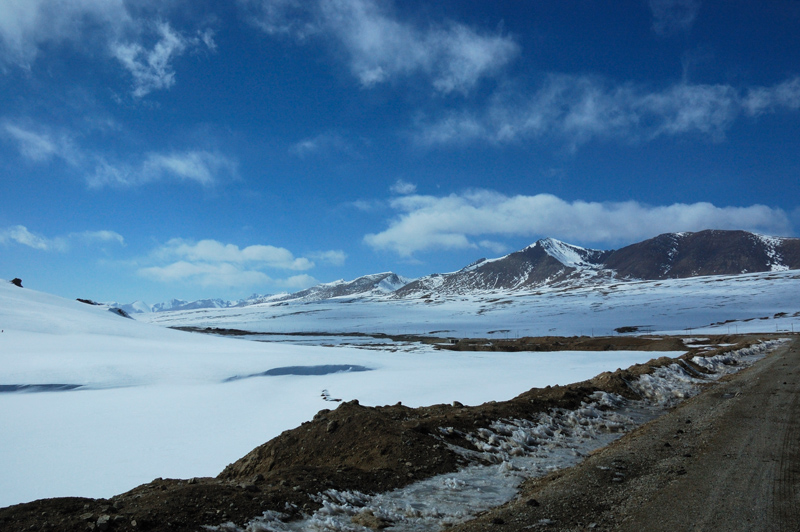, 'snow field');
140,270,800,339
1,282,671,507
